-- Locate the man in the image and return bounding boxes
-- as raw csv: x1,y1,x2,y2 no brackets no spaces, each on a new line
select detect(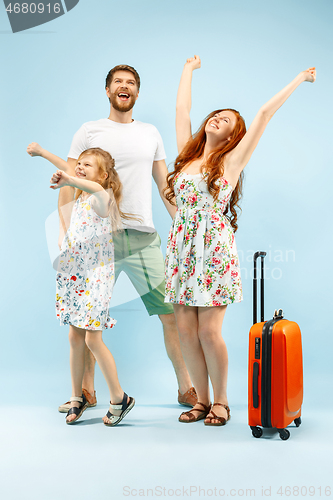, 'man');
58,64,197,412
